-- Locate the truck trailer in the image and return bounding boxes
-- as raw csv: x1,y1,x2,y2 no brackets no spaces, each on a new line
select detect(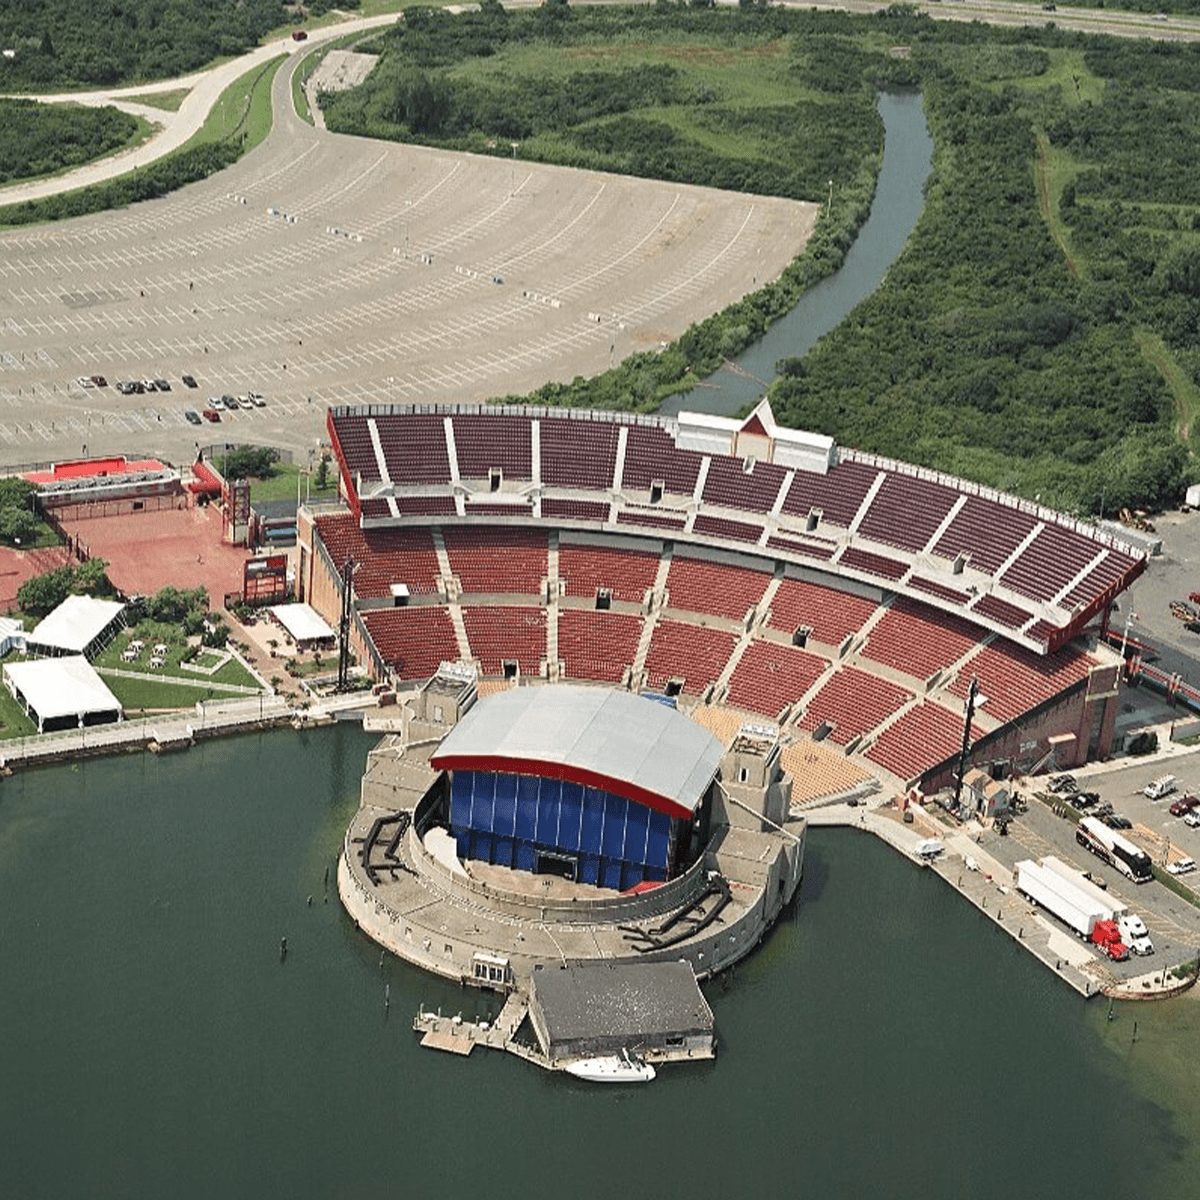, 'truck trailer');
1016,859,1109,938
1017,860,1131,958
1041,856,1127,917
